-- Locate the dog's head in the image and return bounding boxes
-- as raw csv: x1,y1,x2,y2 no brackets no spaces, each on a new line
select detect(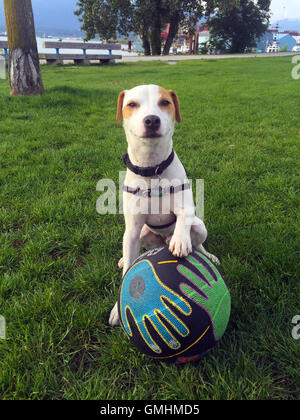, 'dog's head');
116,85,181,141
